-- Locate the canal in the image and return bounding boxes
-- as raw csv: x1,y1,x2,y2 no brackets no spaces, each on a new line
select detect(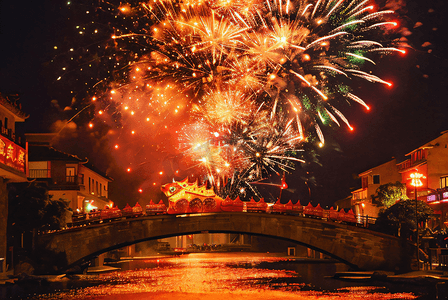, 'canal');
0,253,439,299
